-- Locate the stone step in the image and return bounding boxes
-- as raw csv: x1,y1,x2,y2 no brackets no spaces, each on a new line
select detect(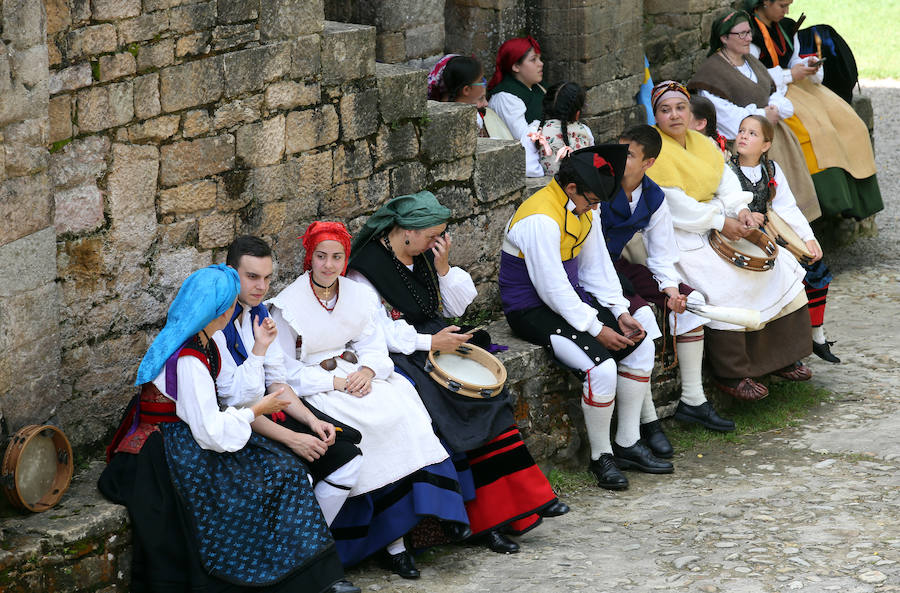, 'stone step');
375,62,427,123
473,137,525,204
321,21,376,85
